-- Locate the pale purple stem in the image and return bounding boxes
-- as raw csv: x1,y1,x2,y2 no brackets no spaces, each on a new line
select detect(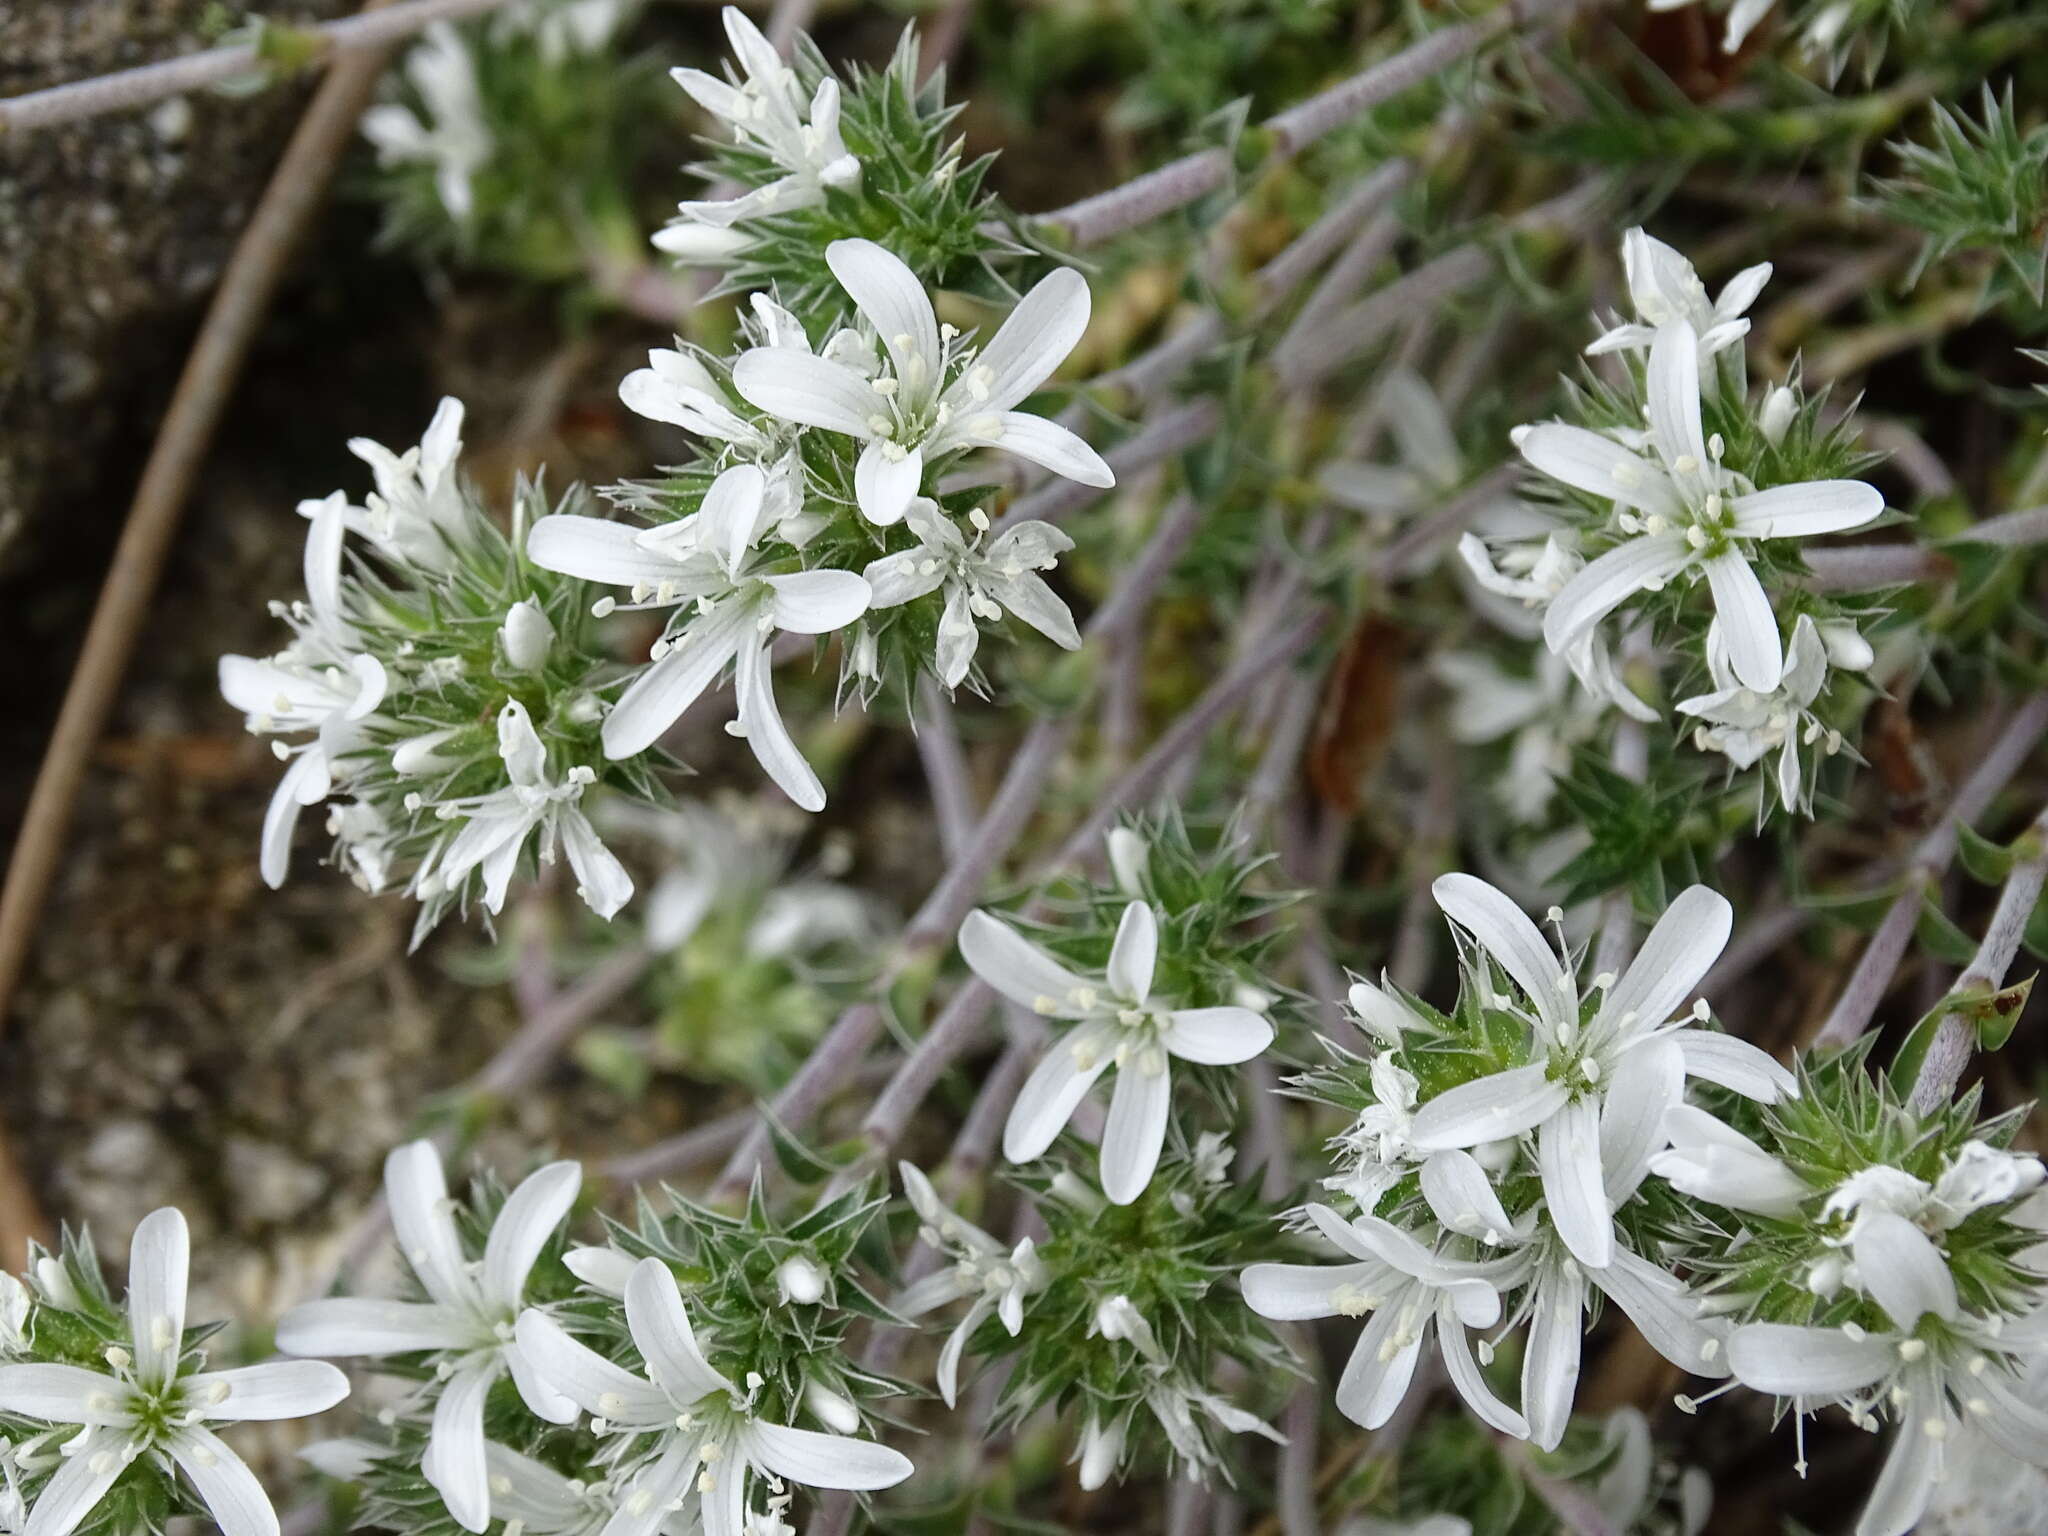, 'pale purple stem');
1814,691,2048,1047
916,678,977,860
1803,543,1953,592
0,0,511,132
